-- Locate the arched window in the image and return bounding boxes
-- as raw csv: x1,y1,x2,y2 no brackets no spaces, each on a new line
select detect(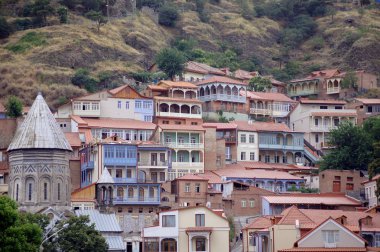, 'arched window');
16,184,19,201
139,187,144,201
44,182,48,200
128,187,134,198
57,183,61,201
117,187,124,198
25,177,35,202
